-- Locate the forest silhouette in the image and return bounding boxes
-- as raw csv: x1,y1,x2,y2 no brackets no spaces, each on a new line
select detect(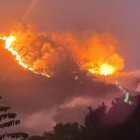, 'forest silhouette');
28,94,140,140
1,91,140,140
